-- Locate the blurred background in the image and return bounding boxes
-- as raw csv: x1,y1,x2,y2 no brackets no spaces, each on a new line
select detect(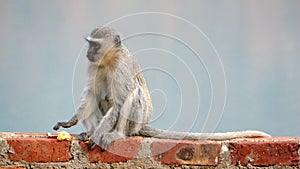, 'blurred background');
0,1,299,136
